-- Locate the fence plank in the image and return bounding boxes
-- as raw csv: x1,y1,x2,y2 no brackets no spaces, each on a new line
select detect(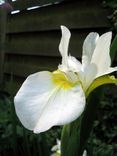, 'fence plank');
3,0,113,94
7,1,111,33
4,55,60,77
0,9,7,86
4,74,24,95
6,29,107,57
9,0,63,11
